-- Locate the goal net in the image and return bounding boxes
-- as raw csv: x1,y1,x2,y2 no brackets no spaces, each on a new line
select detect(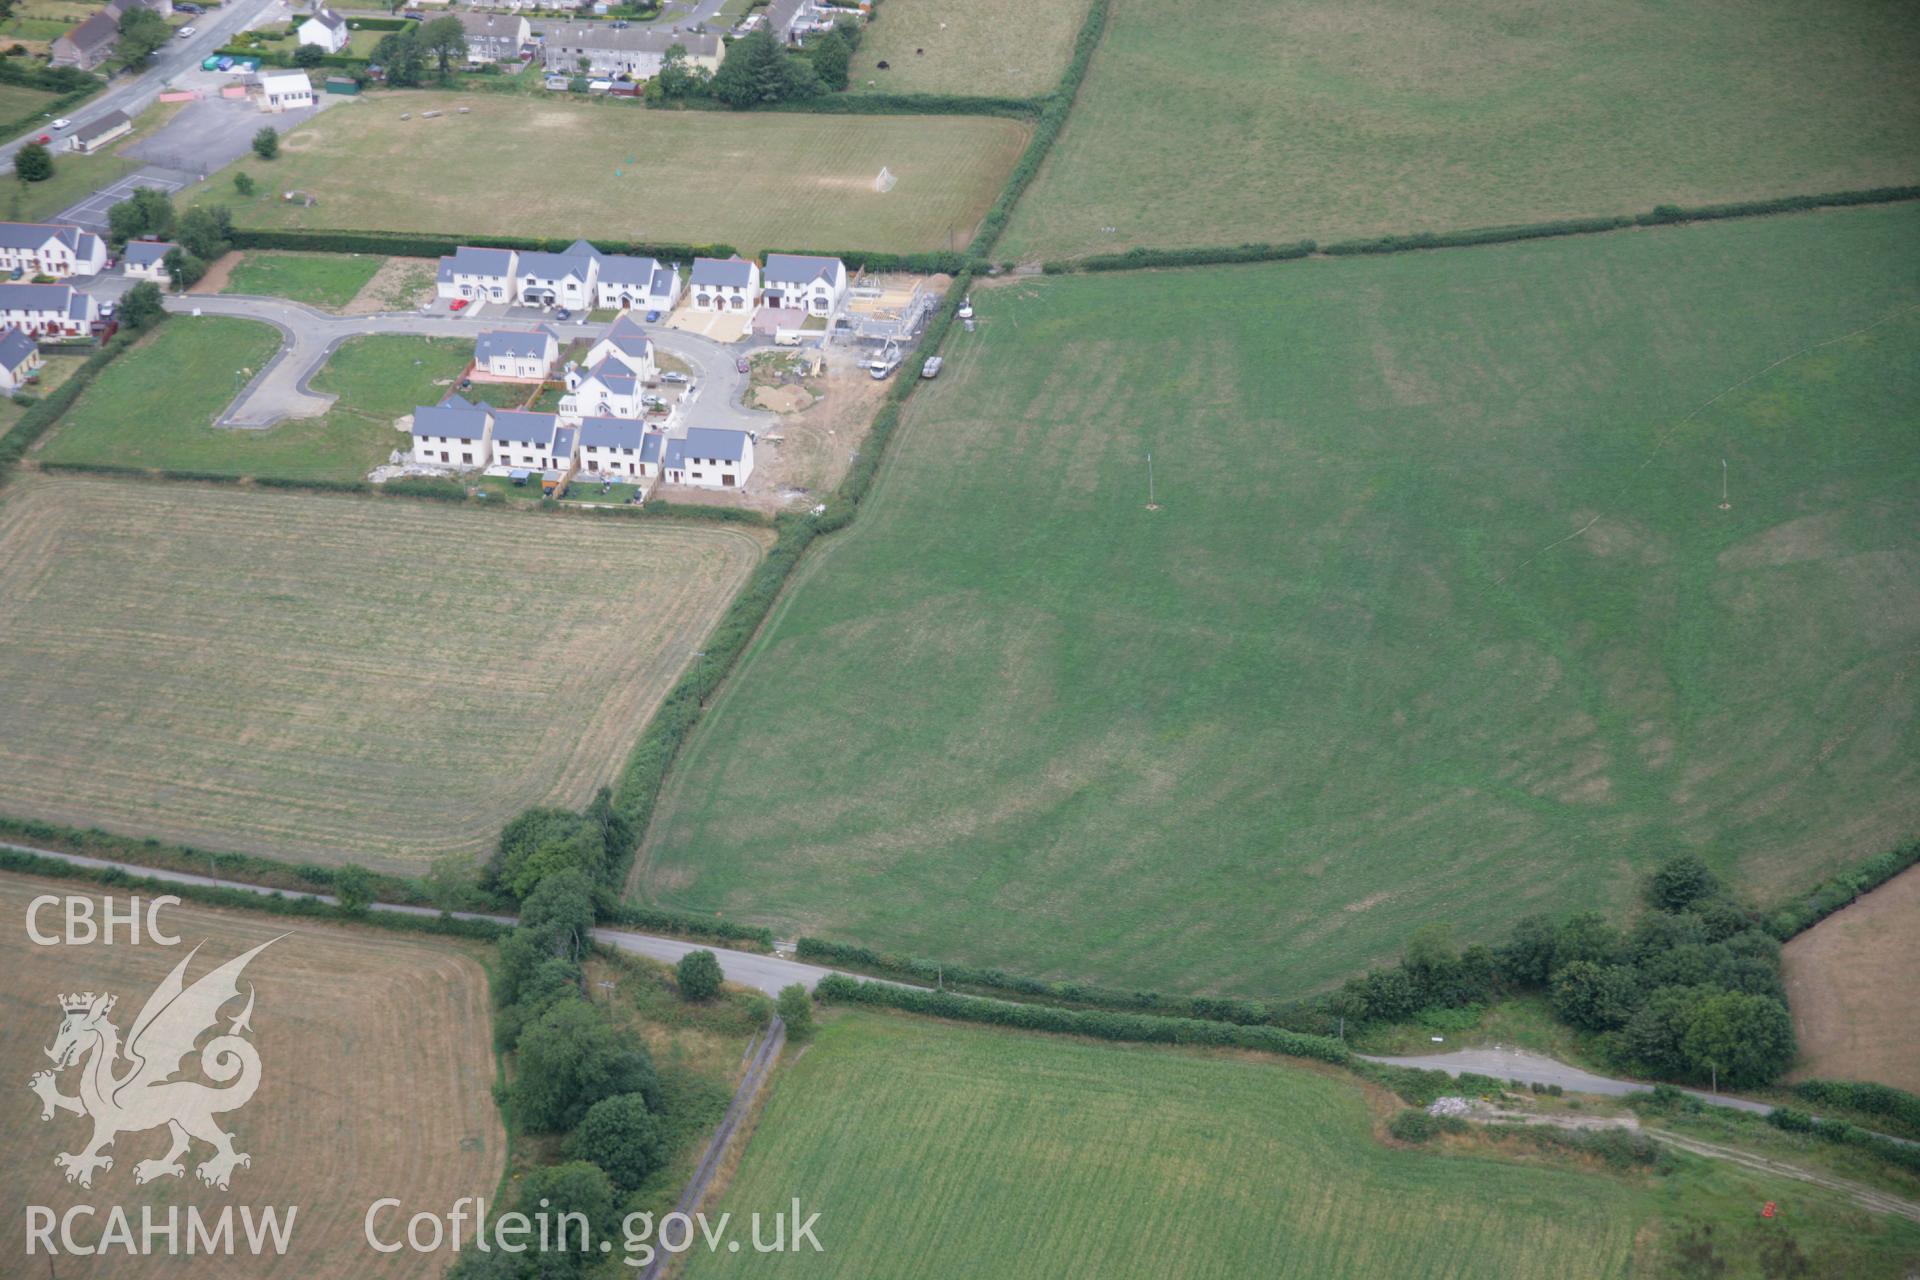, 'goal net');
874,166,897,194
